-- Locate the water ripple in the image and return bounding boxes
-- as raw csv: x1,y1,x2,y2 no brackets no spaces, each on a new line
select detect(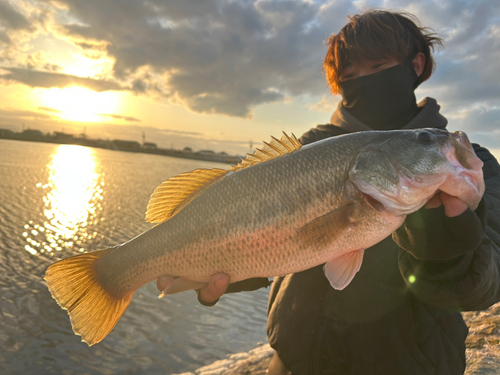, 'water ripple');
0,140,269,374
